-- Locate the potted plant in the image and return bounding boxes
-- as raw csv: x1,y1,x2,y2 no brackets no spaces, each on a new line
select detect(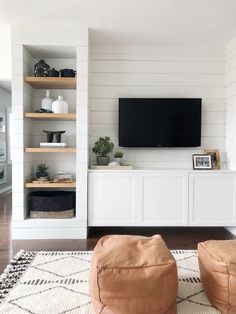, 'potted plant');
36,163,49,179
92,137,114,165
113,150,124,163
